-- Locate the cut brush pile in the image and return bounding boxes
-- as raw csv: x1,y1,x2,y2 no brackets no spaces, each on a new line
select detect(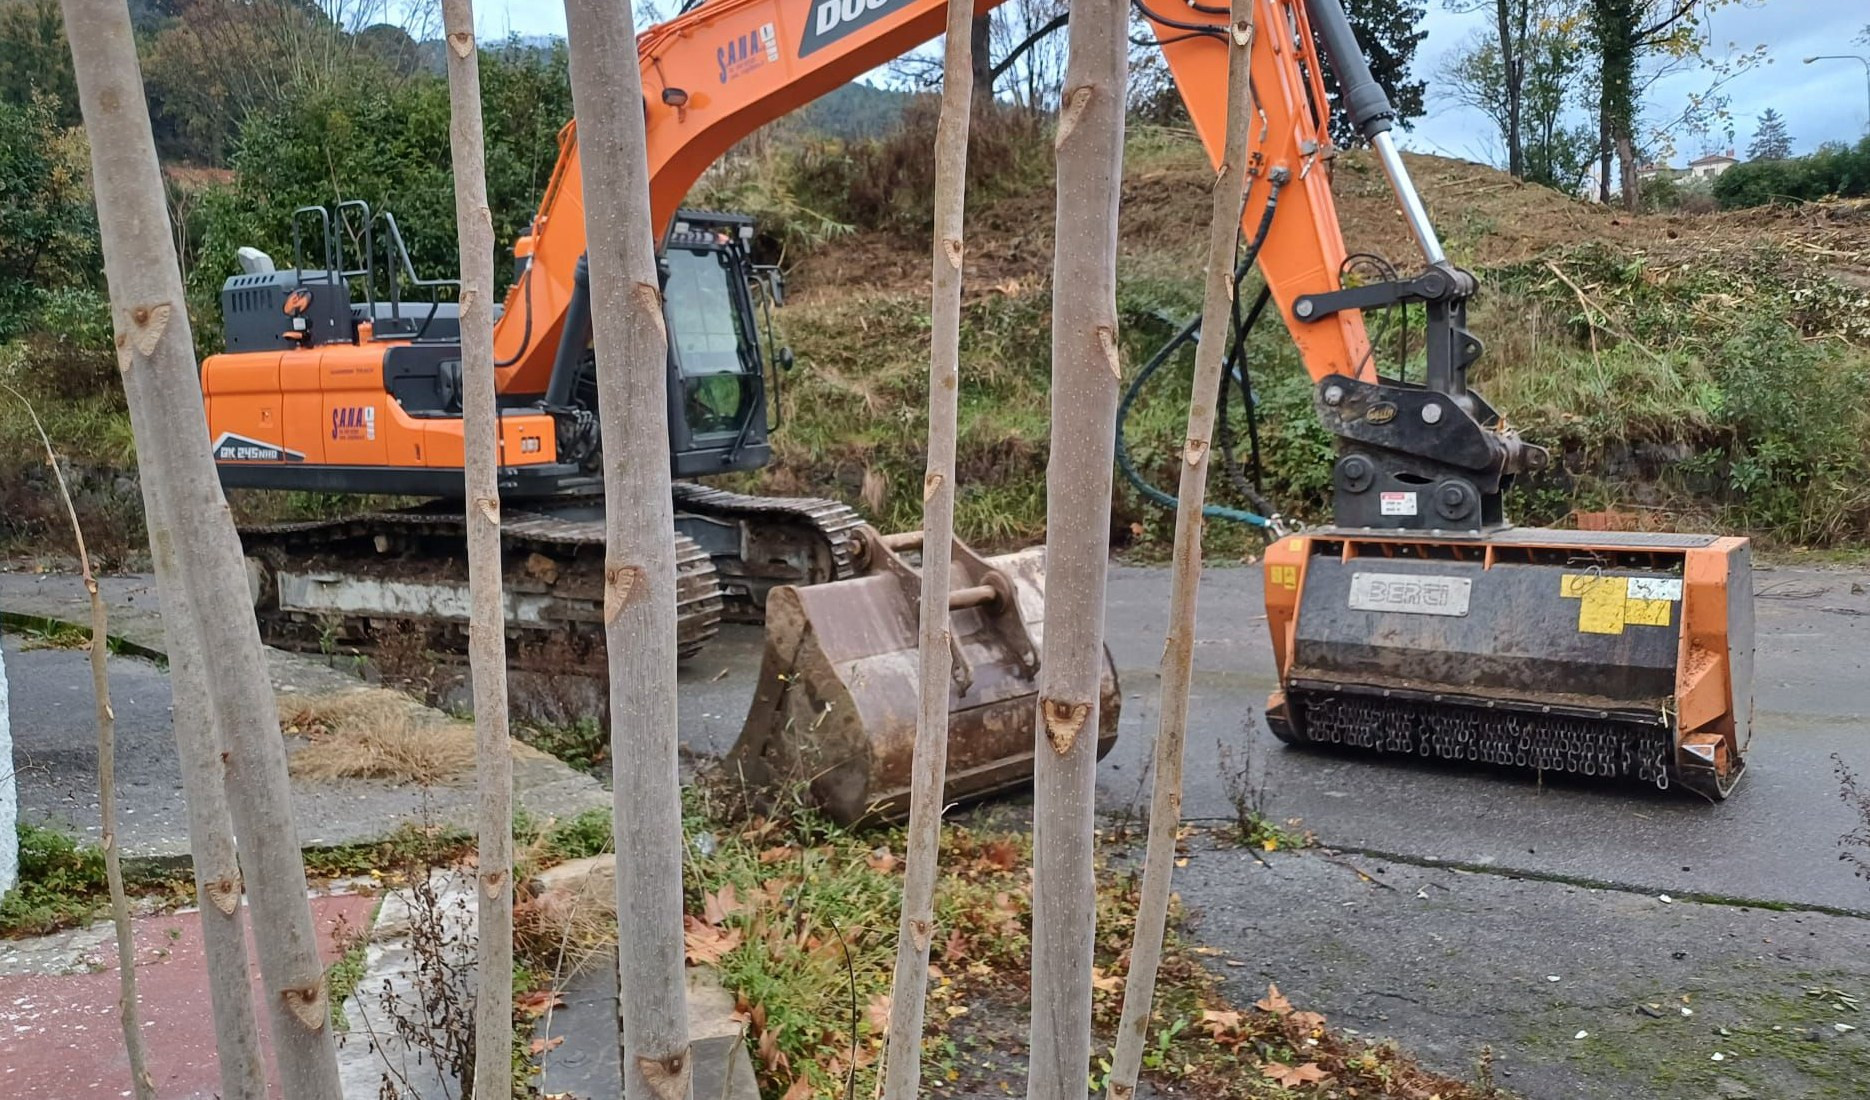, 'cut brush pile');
277,688,486,785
